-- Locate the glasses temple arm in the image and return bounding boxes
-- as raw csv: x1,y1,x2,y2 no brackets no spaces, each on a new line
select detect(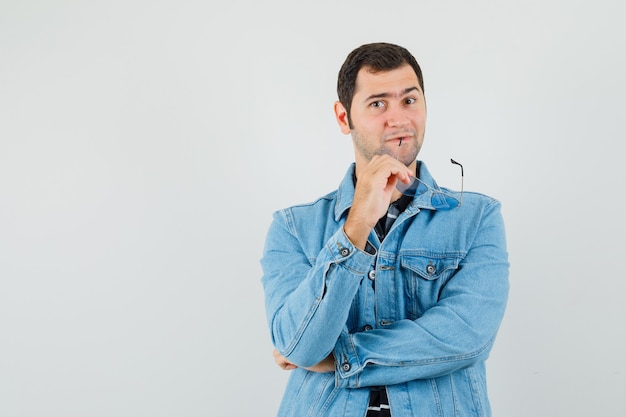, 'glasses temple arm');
450,158,464,206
